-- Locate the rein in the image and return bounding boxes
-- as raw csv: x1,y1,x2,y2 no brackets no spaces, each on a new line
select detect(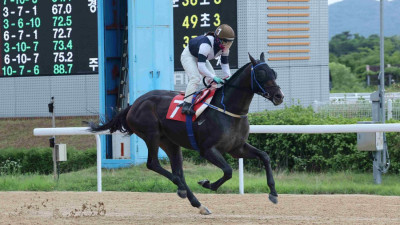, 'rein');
202,102,247,118
194,62,280,119
222,82,252,93
218,62,281,96
209,62,280,118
